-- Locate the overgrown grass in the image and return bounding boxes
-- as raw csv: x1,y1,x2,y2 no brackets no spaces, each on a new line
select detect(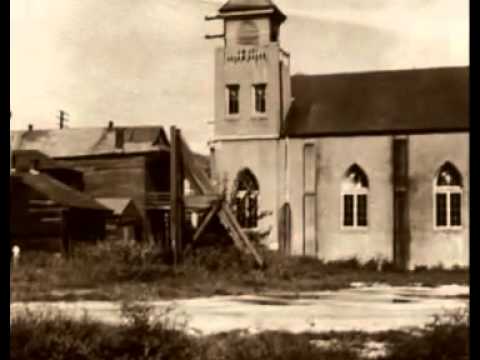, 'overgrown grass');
10,305,469,360
11,241,469,302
